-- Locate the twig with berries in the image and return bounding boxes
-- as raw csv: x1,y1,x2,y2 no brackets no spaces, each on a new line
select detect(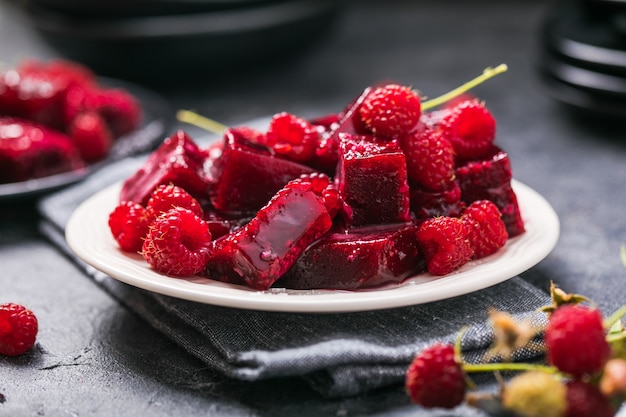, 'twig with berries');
405,282,626,417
